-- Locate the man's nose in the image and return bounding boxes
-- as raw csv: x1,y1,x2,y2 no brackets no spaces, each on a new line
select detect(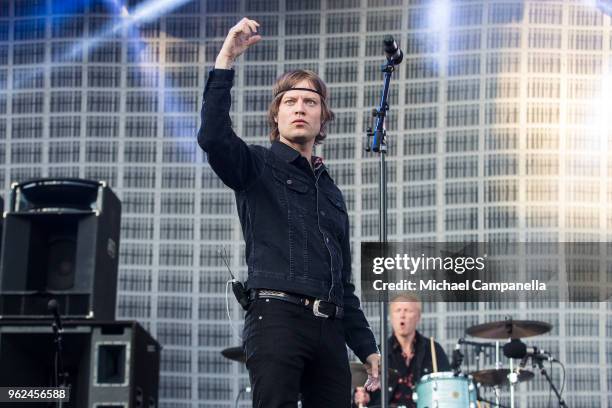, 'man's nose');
293,100,306,113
